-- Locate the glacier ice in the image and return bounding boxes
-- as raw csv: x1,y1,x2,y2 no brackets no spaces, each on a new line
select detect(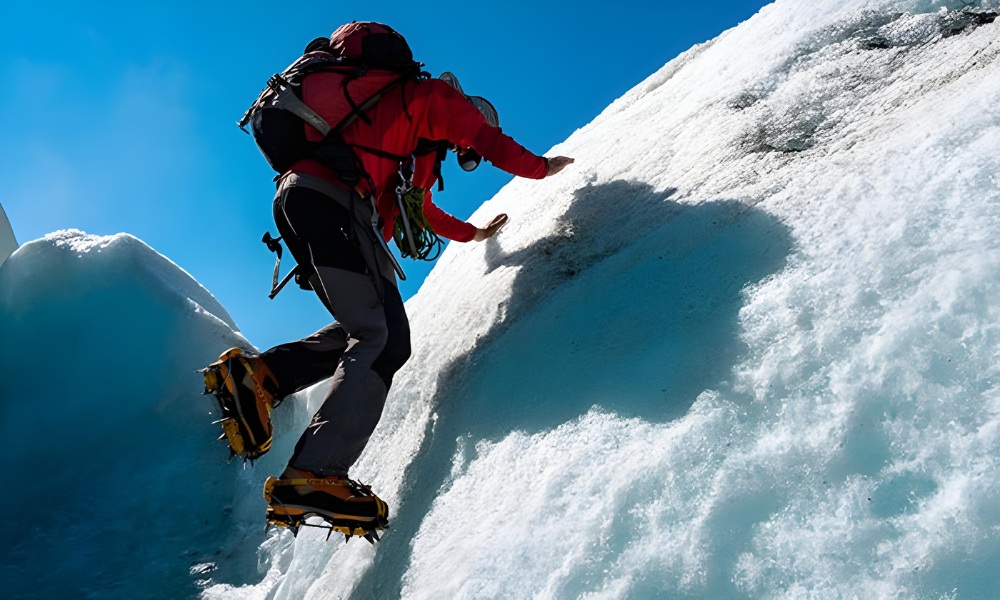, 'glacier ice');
0,202,16,268
0,231,318,599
